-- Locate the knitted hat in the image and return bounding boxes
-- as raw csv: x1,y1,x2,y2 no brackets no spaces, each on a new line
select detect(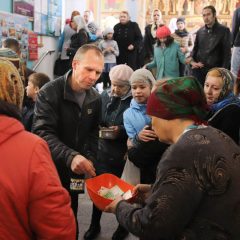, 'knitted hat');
109,64,134,85
156,25,171,38
103,27,114,37
0,58,24,109
177,17,185,24
129,69,156,88
147,77,209,124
